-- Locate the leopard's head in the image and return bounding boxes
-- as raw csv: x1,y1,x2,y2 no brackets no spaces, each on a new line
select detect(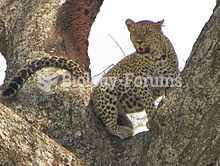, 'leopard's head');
126,19,164,53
